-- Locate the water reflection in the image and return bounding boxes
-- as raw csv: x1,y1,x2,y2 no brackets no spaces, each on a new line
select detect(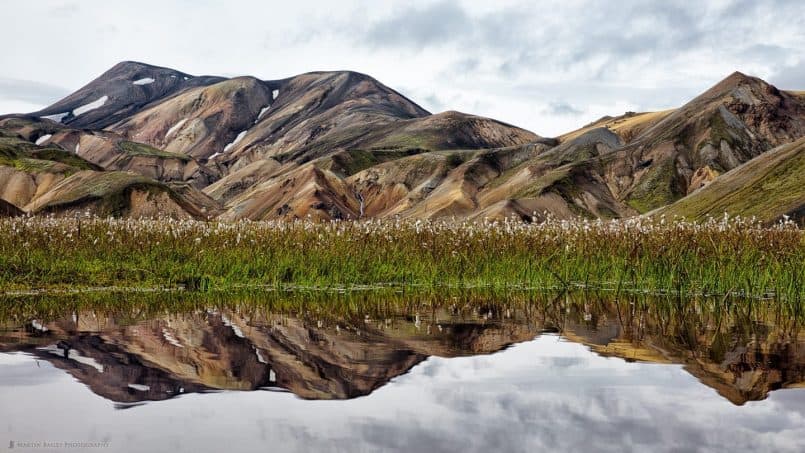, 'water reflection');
0,293,802,406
